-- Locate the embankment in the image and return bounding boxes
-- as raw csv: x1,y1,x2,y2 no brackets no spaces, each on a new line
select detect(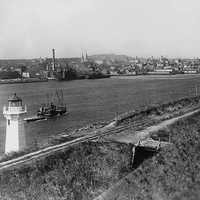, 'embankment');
115,95,200,126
